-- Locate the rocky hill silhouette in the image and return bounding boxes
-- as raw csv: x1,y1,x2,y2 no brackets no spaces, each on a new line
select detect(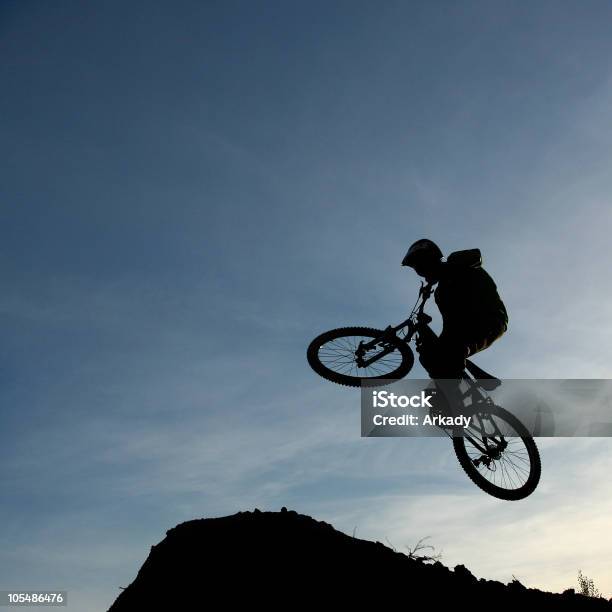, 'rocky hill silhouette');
108,508,610,610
